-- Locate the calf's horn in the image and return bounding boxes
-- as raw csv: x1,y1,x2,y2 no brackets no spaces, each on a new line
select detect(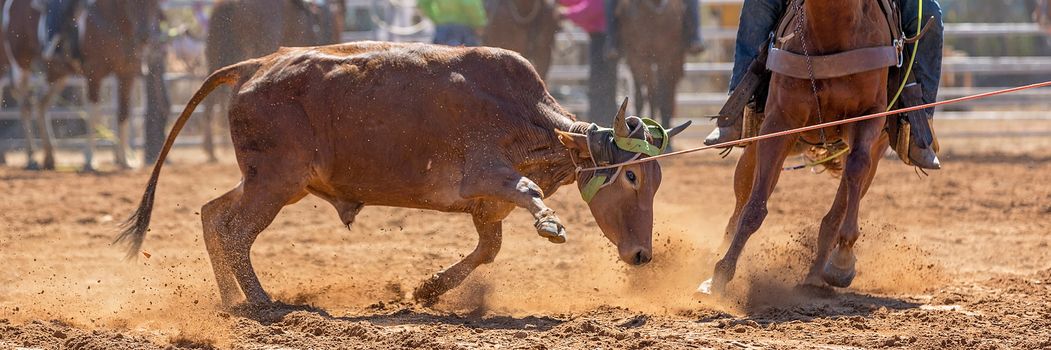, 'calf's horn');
667,120,693,138
613,97,630,137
